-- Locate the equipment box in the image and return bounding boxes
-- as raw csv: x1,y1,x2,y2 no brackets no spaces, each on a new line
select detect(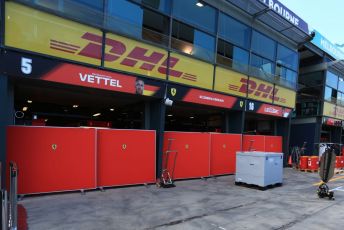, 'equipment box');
235,152,283,187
